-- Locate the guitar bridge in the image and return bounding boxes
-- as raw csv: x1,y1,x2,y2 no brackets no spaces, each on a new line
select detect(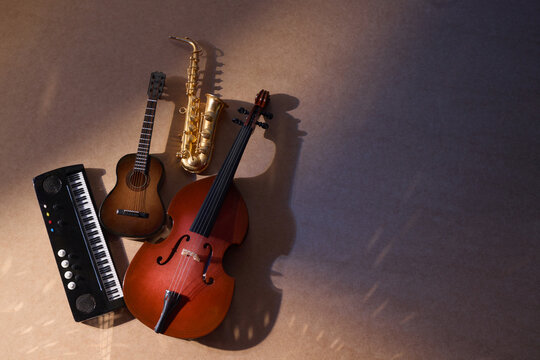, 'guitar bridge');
116,209,149,218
